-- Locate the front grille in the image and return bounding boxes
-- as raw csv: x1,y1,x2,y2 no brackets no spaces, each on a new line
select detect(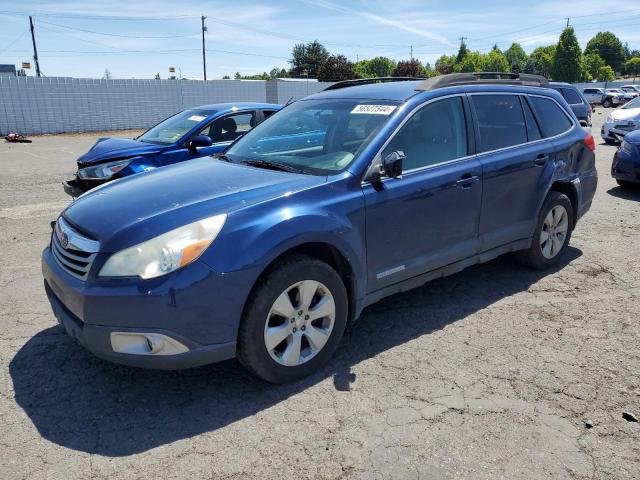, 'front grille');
51,218,99,280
